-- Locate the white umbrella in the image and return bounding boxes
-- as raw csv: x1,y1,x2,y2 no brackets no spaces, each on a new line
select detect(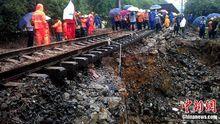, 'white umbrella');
46,16,51,20
127,6,139,12
150,5,161,10
63,0,75,20
172,12,177,16
138,9,146,13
